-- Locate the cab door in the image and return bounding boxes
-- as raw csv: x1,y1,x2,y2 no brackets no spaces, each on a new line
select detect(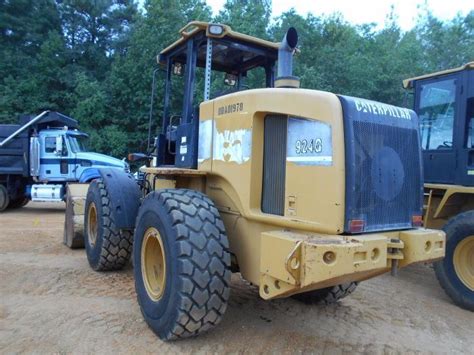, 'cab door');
456,69,474,186
58,135,76,181
40,135,62,180
39,135,74,181
415,73,460,184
